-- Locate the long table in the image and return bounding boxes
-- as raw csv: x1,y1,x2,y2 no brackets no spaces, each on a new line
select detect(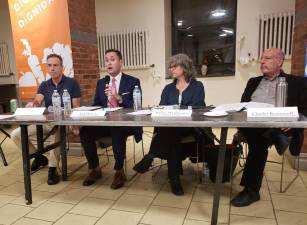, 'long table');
1,109,307,225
